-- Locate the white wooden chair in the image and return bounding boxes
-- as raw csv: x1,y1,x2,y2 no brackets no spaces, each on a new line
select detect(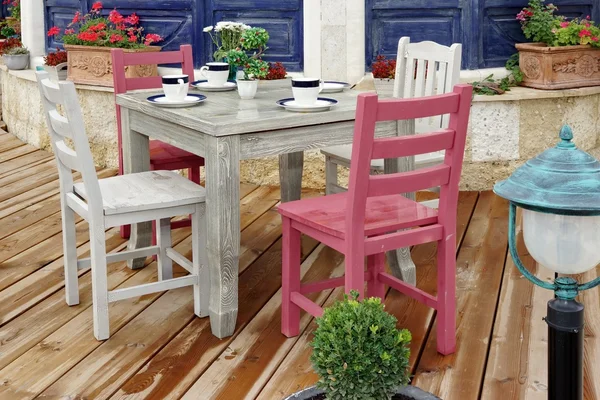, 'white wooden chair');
322,37,462,206
320,37,462,285
35,71,209,341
